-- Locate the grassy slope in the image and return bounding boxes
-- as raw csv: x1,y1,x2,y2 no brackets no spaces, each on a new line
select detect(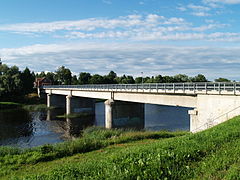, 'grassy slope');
0,129,185,179
1,116,240,179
